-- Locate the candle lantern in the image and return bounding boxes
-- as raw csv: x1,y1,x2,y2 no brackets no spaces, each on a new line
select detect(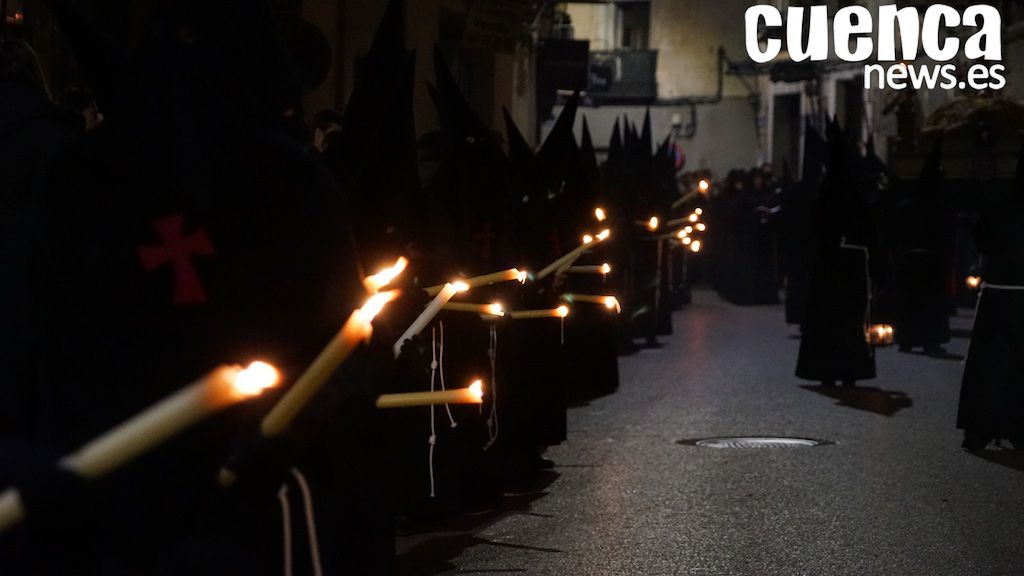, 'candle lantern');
867,324,895,346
